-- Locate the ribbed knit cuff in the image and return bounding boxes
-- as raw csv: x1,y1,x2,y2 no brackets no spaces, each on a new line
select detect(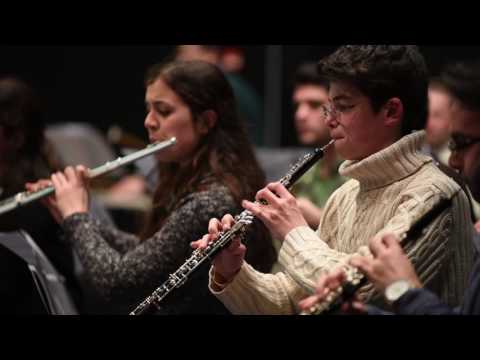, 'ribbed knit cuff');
208,262,253,295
